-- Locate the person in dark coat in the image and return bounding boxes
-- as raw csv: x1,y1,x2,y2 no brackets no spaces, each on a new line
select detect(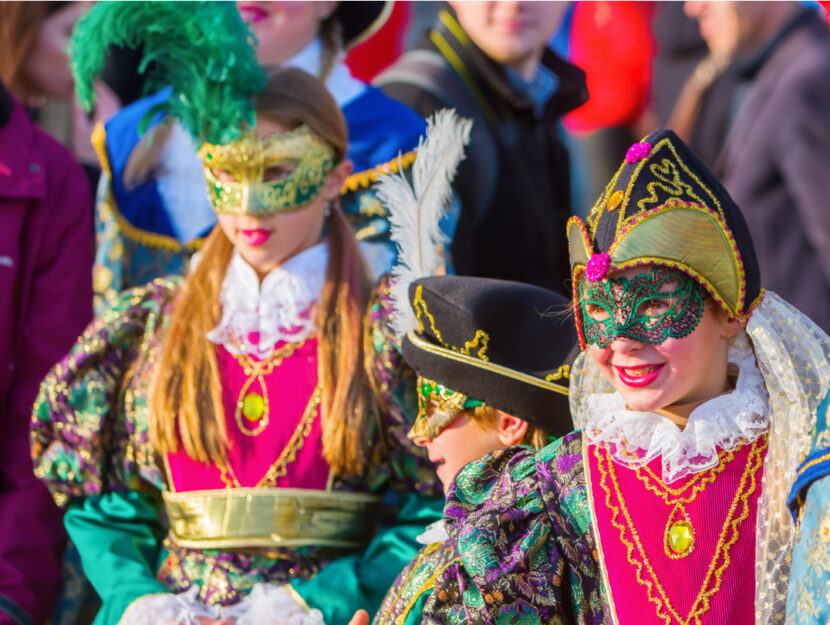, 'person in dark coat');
0,82,93,625
710,4,830,333
376,2,587,294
